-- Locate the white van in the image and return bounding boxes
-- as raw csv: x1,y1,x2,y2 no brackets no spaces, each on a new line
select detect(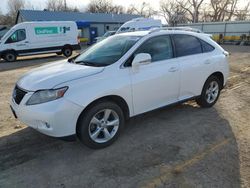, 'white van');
0,21,80,62
116,18,162,34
